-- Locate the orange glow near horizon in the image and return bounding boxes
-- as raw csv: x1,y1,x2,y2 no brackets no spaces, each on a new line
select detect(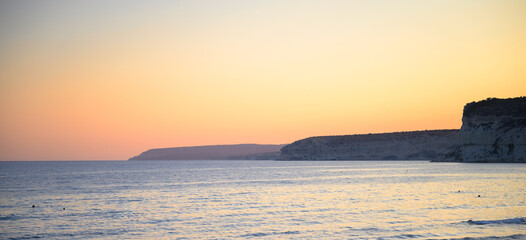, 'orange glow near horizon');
1,0,526,160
